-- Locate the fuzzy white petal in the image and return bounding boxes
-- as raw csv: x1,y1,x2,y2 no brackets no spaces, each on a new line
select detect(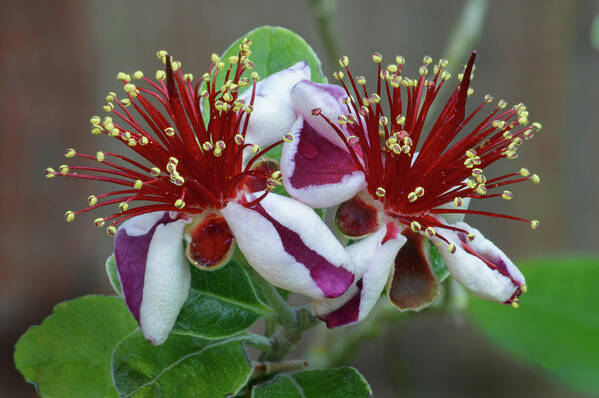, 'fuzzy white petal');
139,218,191,345
241,61,311,162
432,222,524,302
221,193,354,299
